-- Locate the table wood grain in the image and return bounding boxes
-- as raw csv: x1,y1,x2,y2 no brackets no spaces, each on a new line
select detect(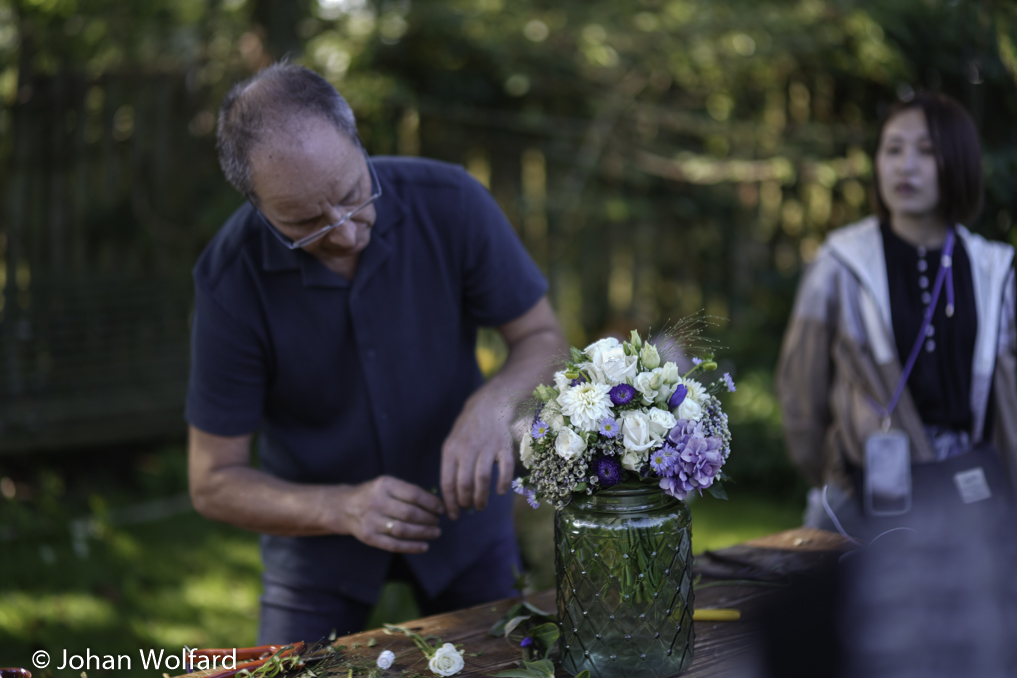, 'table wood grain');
186,528,848,678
